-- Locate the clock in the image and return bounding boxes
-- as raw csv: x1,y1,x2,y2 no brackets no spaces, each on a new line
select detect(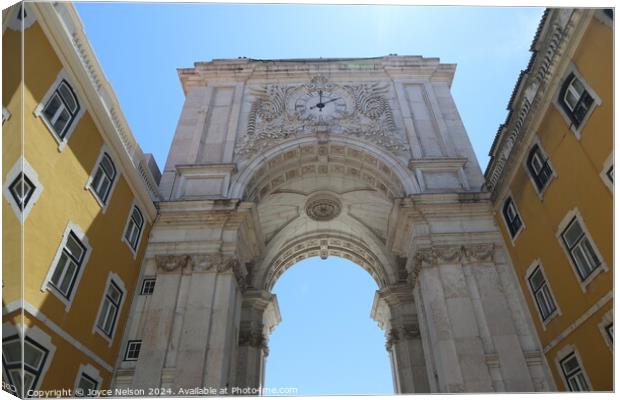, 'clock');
291,88,353,123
